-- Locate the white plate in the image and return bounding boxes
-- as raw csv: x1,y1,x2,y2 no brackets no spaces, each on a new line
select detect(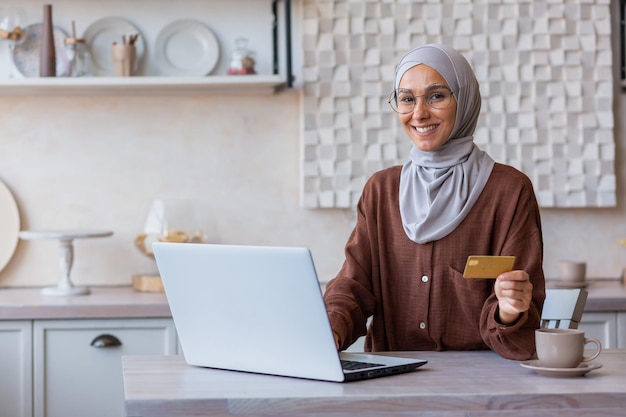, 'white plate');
520,360,602,378
83,17,145,76
154,19,219,76
11,23,70,77
0,180,20,272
